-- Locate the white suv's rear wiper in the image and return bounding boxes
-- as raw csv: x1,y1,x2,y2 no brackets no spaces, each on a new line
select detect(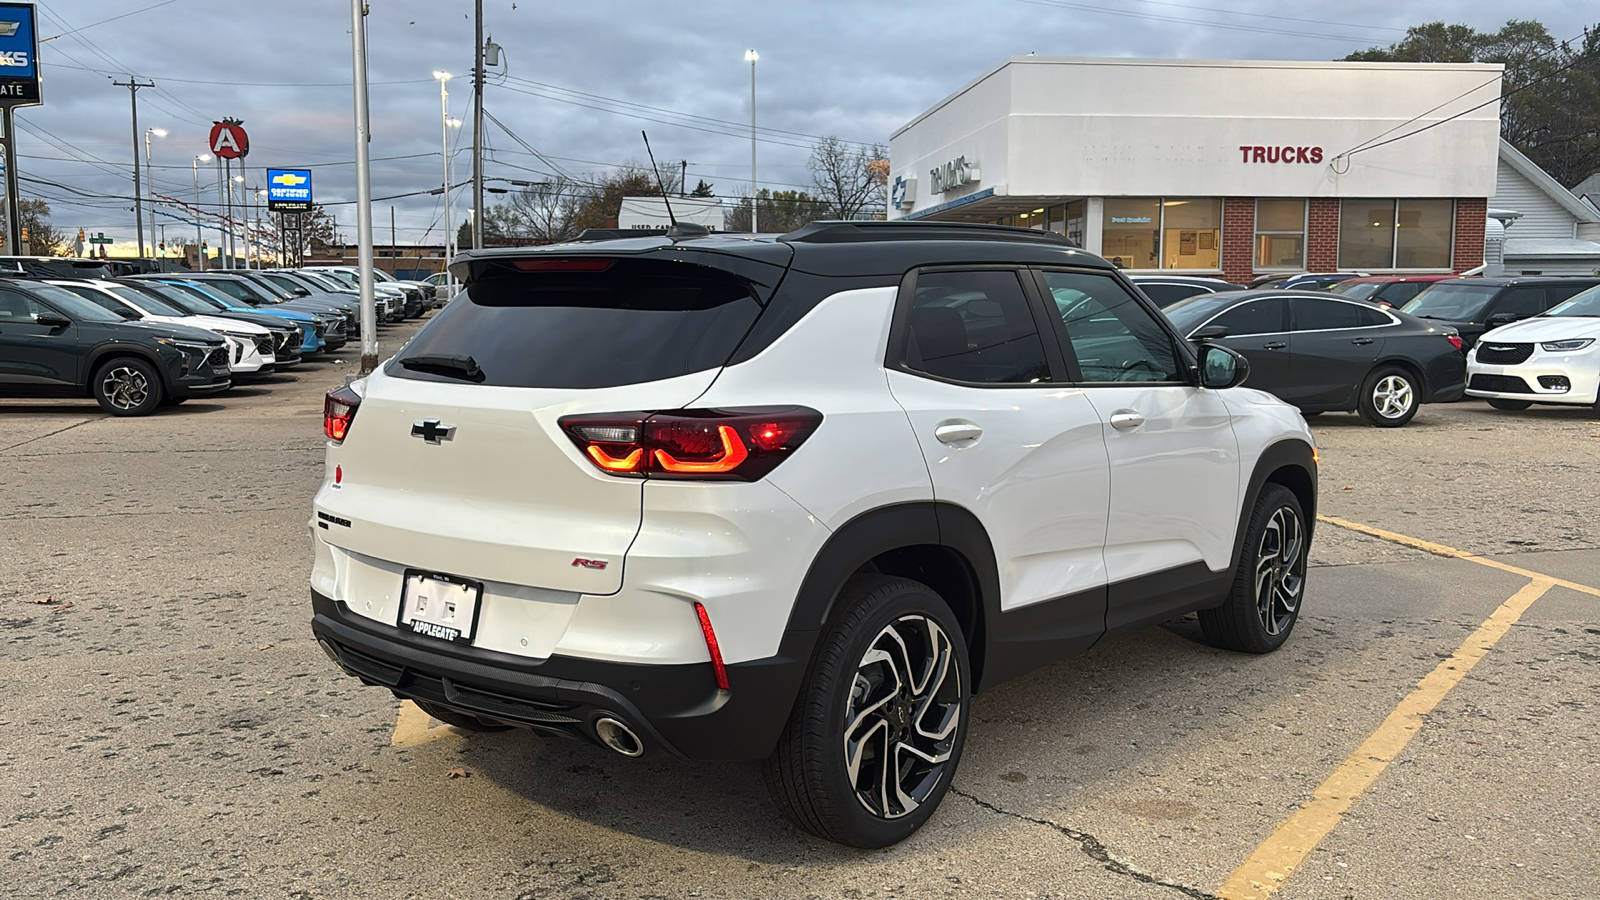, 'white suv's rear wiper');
400,353,484,382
